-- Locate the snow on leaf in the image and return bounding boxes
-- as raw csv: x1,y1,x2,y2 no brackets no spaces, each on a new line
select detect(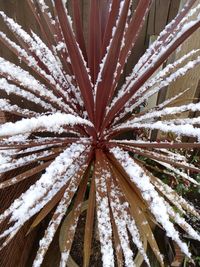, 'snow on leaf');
0,57,70,112
0,78,56,112
95,150,115,267
0,113,93,137
32,150,90,267
111,146,192,257
0,143,90,239
0,1,200,266
109,178,150,267
114,119,200,141
0,98,37,117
